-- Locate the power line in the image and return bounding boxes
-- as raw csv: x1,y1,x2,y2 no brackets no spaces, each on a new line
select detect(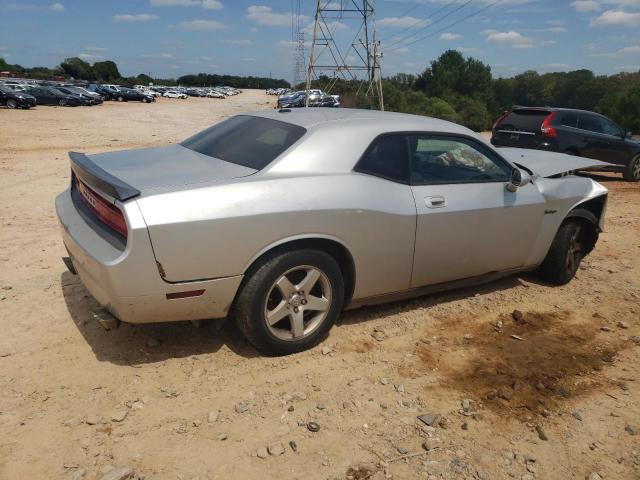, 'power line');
385,0,475,50
379,0,461,42
386,0,502,53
